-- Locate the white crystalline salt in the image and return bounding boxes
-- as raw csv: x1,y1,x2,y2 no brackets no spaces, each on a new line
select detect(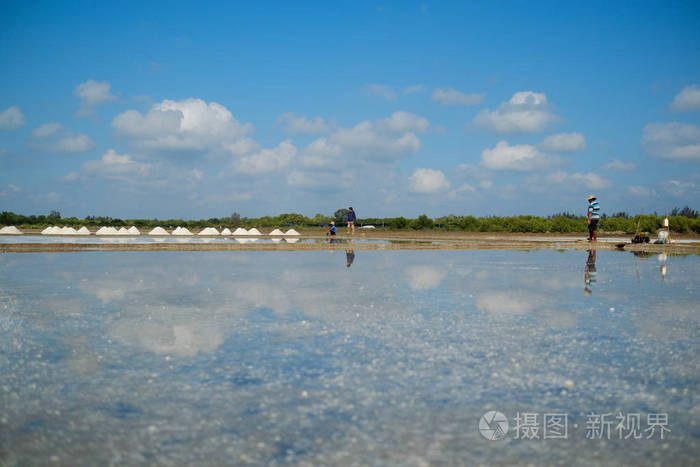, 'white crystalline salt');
198,227,219,236
117,227,130,235
268,229,284,236
172,227,193,236
148,227,169,235
96,227,119,235
284,229,300,236
41,226,60,235
247,228,262,235
127,226,140,235
57,227,78,235
233,228,248,235
220,228,232,235
0,225,23,235
76,227,91,235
